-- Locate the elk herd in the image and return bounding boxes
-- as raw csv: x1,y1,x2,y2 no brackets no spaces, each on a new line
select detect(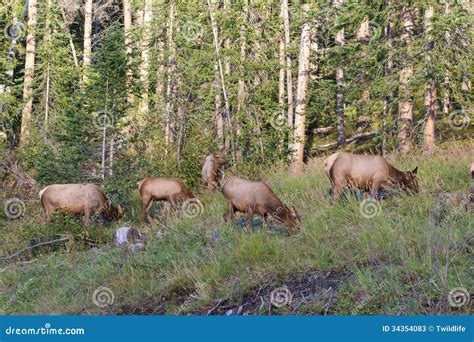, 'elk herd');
36,152,473,237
